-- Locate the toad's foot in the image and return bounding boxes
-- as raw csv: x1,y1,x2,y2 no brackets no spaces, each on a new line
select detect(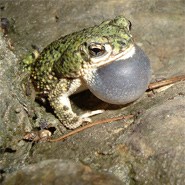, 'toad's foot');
49,95,104,129
80,110,104,119
48,78,104,129
62,110,104,129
